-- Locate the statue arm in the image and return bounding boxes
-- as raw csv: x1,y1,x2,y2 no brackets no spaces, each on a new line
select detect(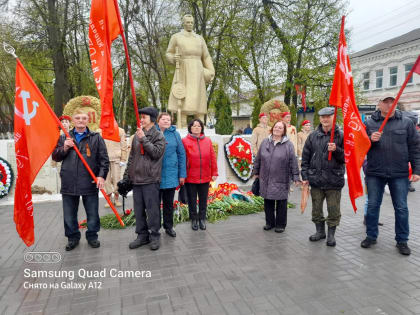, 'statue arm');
201,36,215,83
166,35,177,65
